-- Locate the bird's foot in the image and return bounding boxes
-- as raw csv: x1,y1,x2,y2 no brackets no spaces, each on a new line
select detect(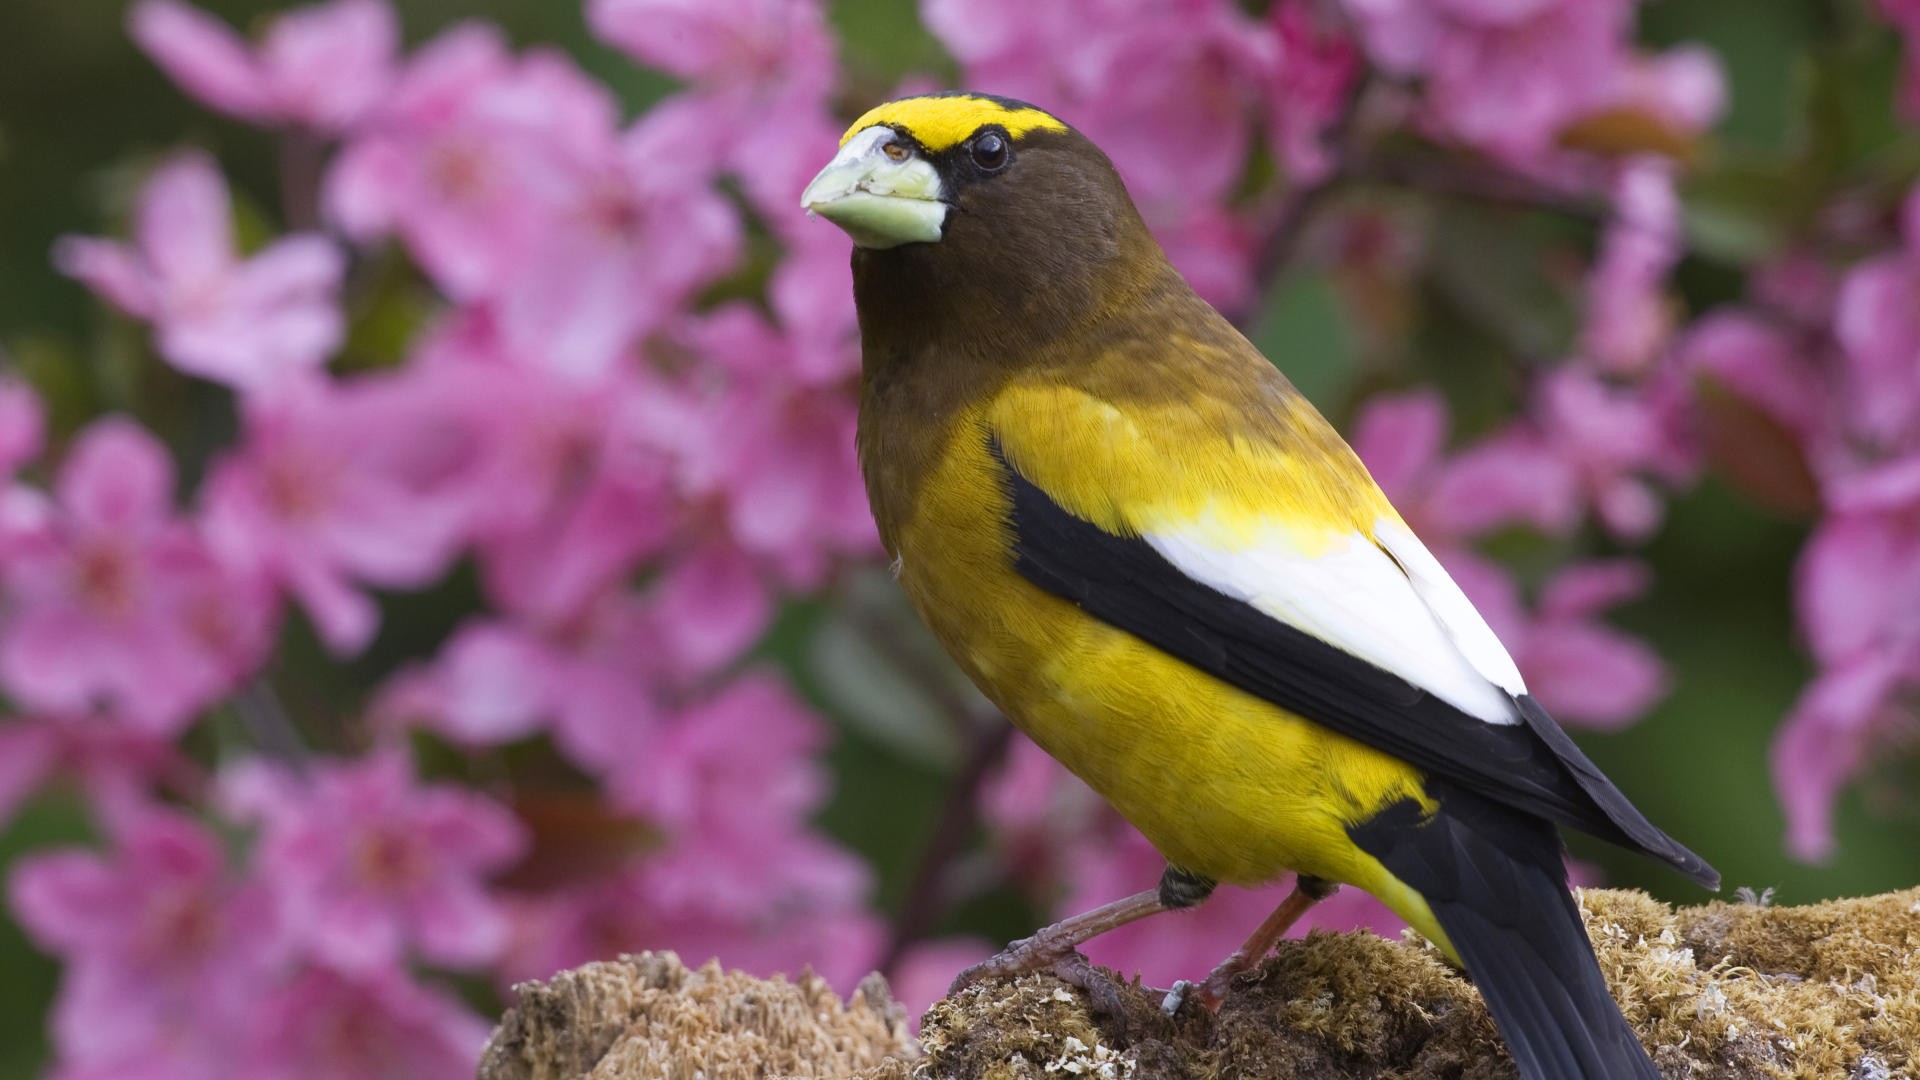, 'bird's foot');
950,943,1133,1029
948,924,1088,993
